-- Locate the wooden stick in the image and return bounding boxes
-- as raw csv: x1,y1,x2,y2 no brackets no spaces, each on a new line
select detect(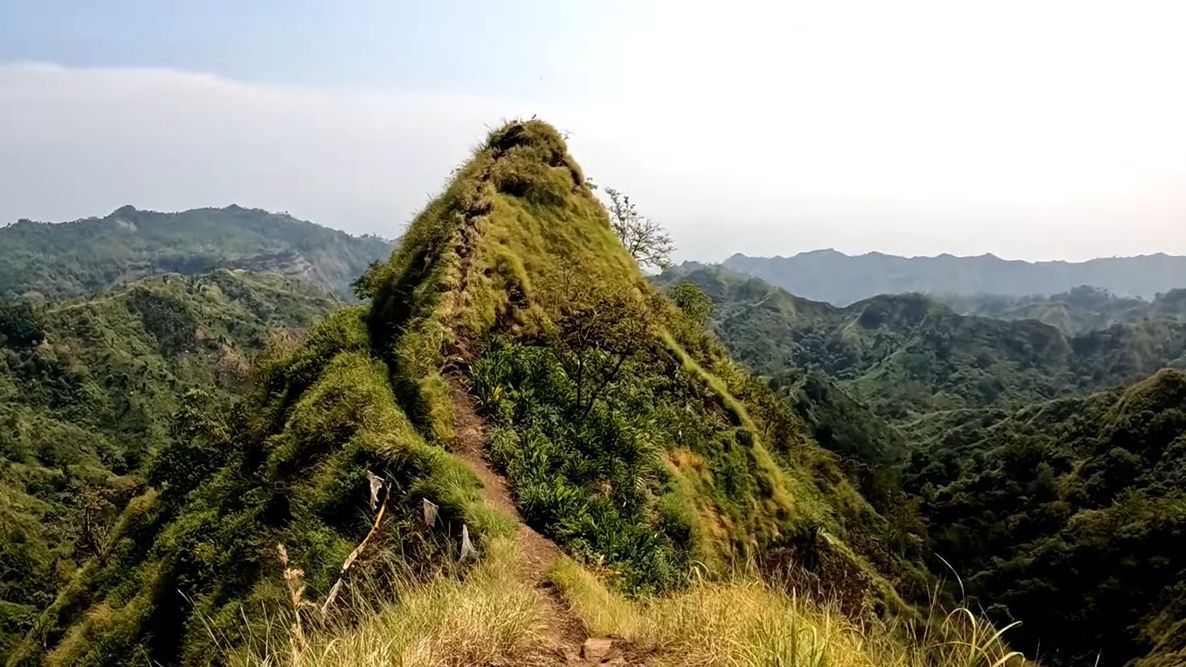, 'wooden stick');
320,483,390,617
